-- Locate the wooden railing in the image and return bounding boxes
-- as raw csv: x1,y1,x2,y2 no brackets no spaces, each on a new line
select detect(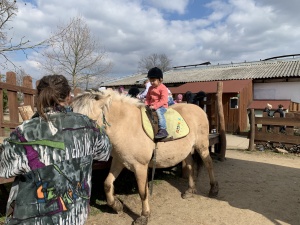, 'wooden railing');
248,109,300,150
0,72,35,136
